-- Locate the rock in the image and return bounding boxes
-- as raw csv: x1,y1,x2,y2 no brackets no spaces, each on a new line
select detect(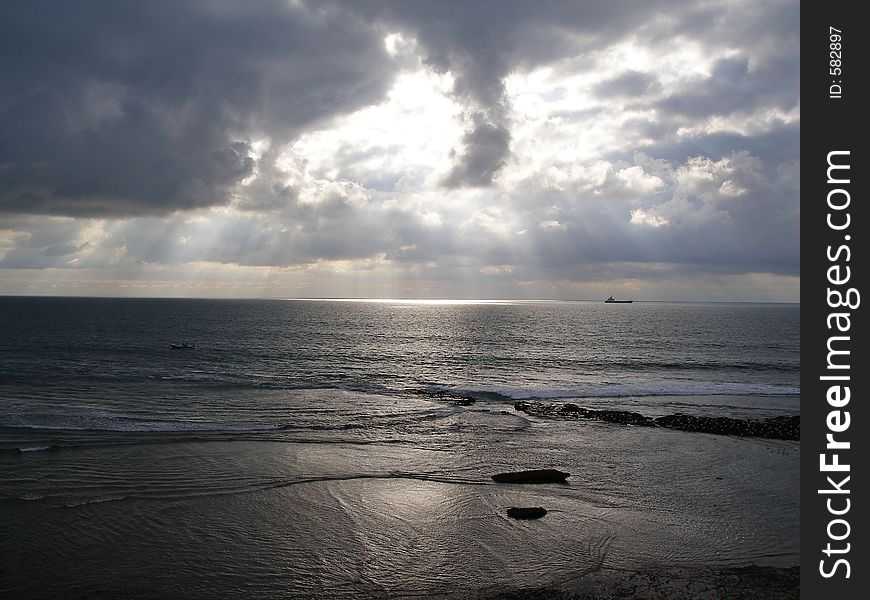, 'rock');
654,413,799,441
593,410,653,427
491,469,570,484
512,400,798,440
507,507,547,519
416,389,476,406
514,401,650,426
